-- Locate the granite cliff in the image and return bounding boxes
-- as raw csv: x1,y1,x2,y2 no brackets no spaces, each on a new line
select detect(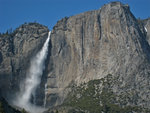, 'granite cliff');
45,2,150,110
0,1,150,113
